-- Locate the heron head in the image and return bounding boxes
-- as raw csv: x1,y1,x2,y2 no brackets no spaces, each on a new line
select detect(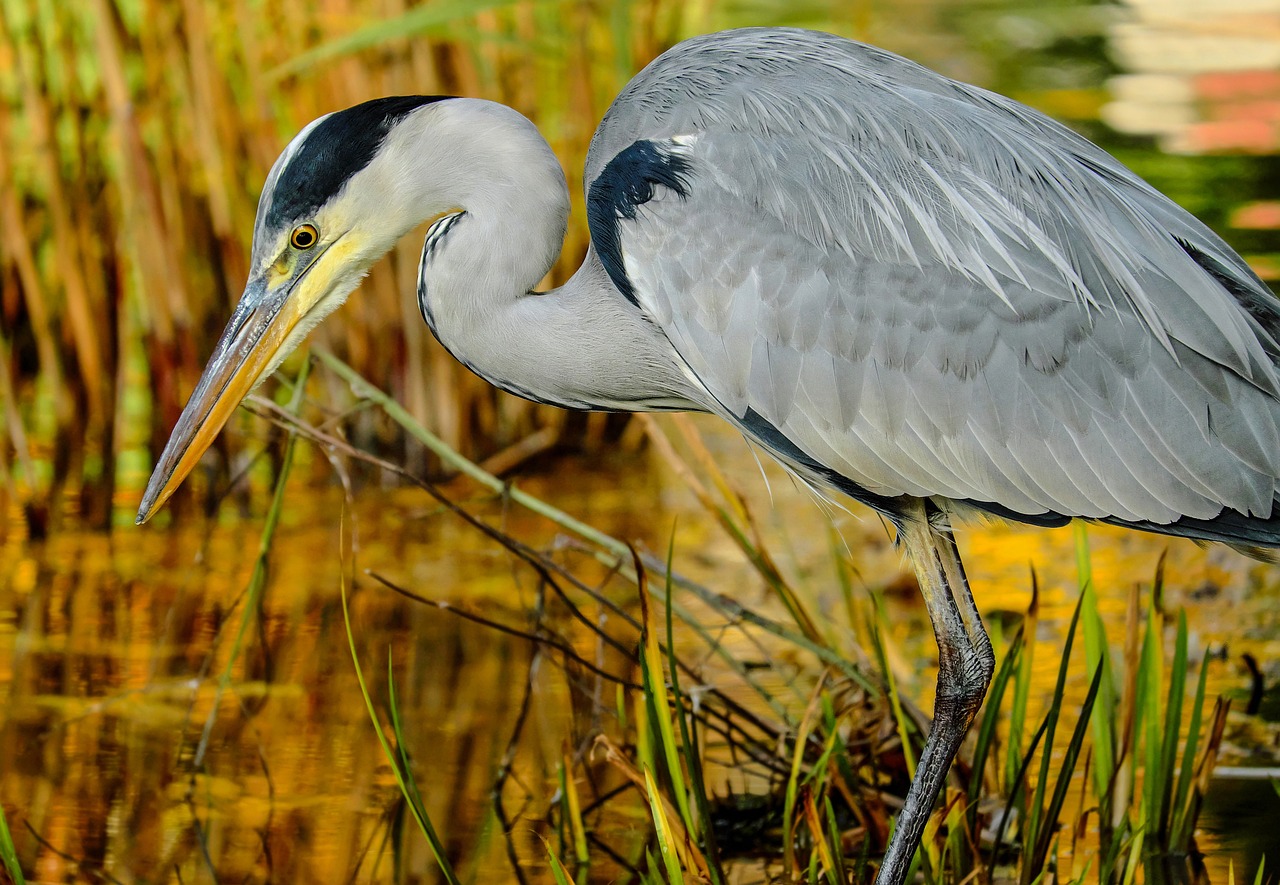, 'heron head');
136,95,453,524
